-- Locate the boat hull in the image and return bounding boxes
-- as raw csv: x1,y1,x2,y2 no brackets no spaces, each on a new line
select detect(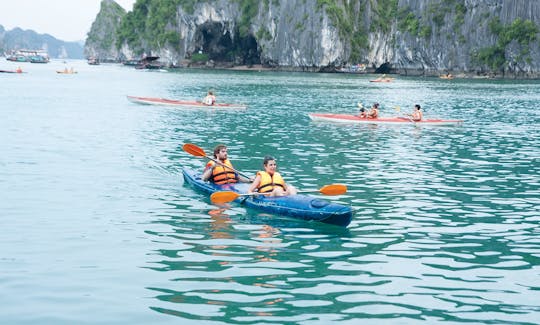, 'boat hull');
182,168,353,227
127,95,247,110
309,113,463,126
